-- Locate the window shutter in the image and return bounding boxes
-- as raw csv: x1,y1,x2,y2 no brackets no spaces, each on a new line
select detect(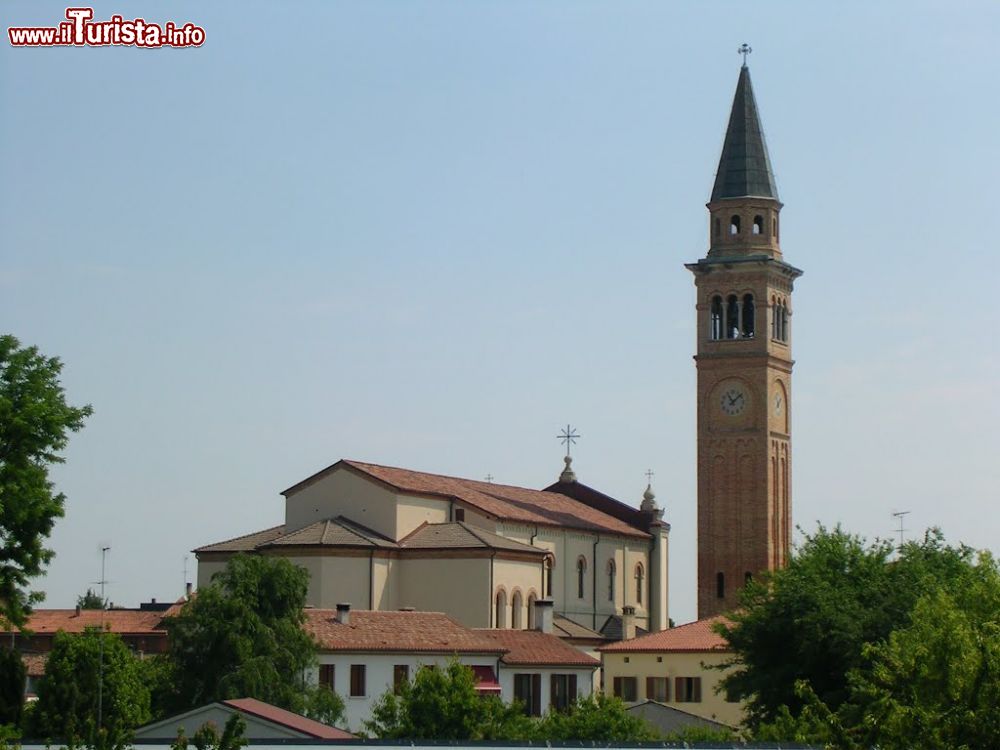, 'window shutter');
664,675,671,702
532,673,541,716
613,677,623,698
646,677,655,700
675,676,684,701
568,674,577,701
694,677,702,703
